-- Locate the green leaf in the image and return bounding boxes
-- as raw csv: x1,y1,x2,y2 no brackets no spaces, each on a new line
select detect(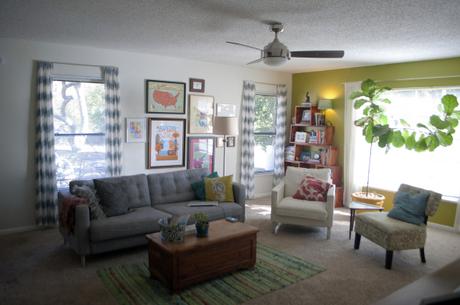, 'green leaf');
391,131,405,148
373,124,391,137
349,91,365,100
399,119,410,127
381,98,392,104
447,117,459,128
377,114,388,125
405,132,416,150
378,130,393,148
441,94,459,115
424,135,439,151
354,98,368,109
361,79,376,95
415,135,427,152
436,131,453,146
365,123,374,143
363,107,370,116
452,111,460,120
417,123,431,132
354,117,368,127
429,115,450,129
